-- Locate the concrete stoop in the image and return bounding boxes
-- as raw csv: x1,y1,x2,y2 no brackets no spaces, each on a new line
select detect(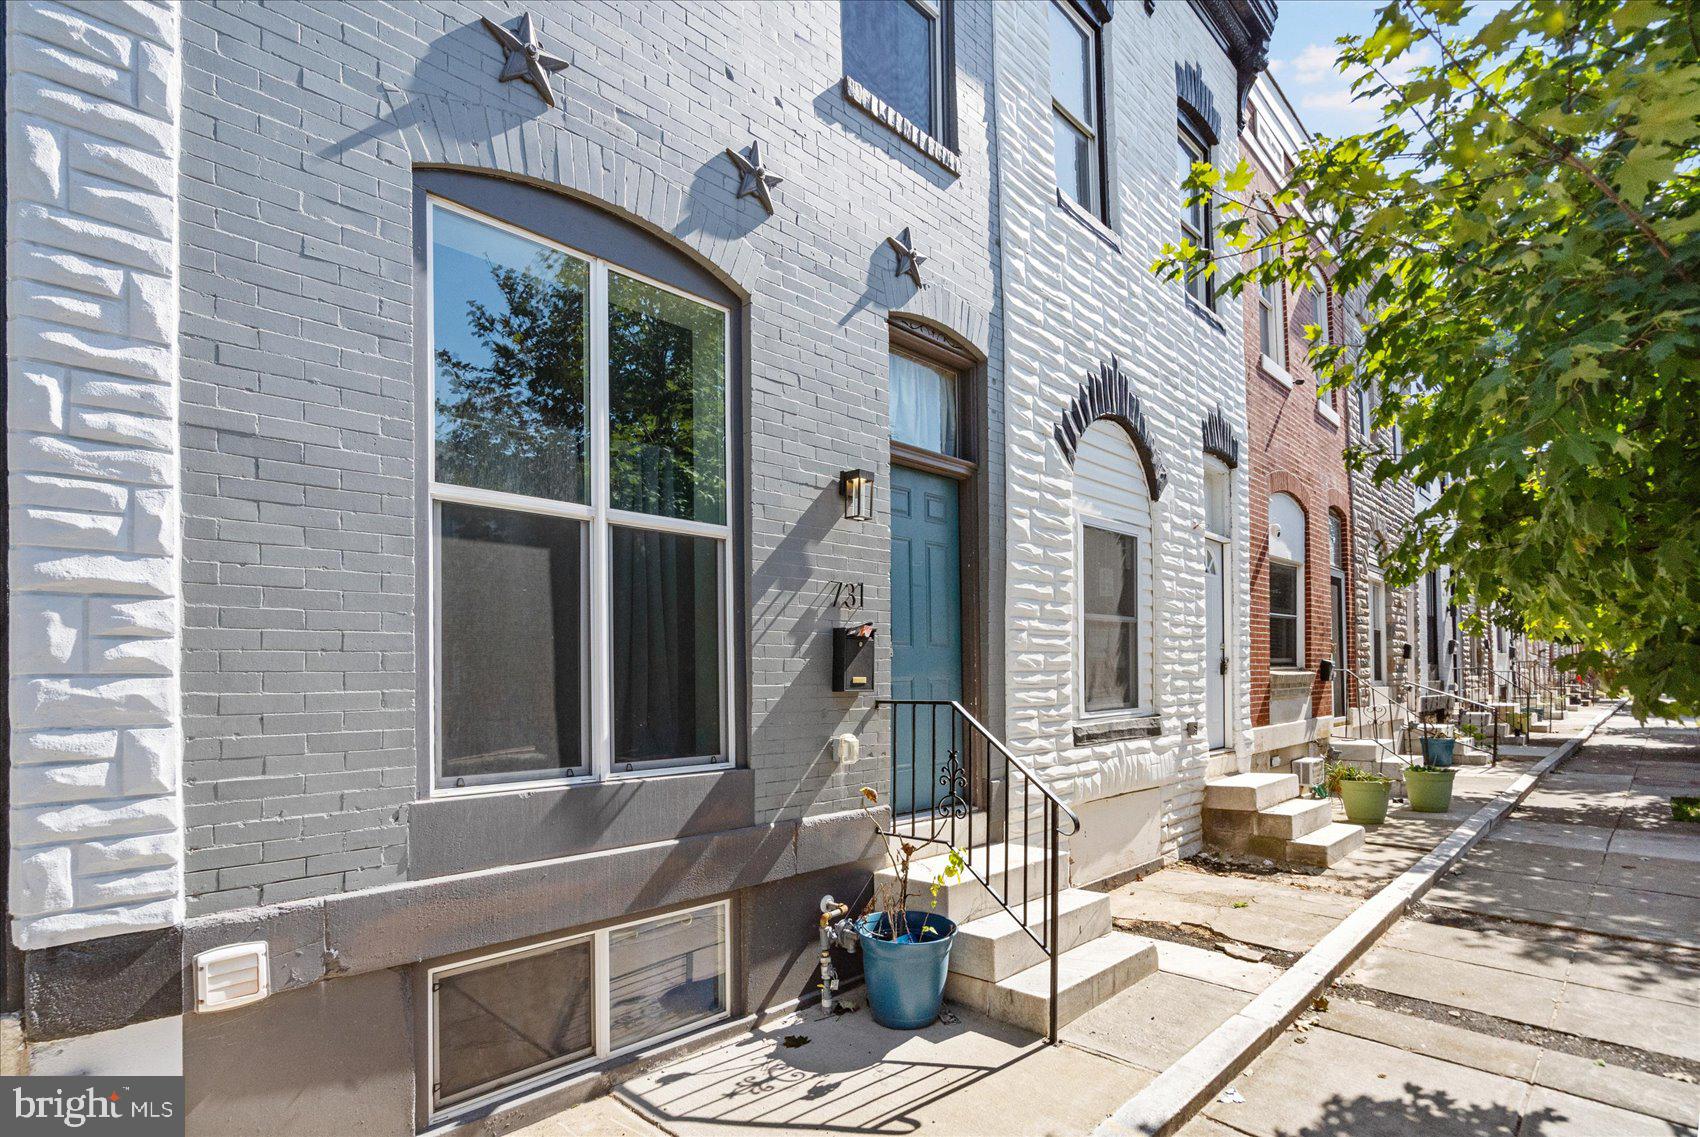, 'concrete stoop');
1202,772,1366,869
879,845,1159,1036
